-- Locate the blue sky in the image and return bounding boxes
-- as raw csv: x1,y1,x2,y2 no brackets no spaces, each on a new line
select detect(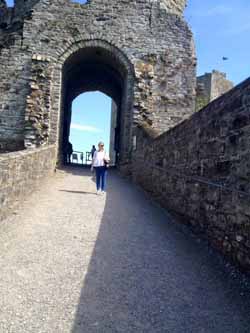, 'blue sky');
6,0,249,155
69,93,112,154
185,0,250,85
